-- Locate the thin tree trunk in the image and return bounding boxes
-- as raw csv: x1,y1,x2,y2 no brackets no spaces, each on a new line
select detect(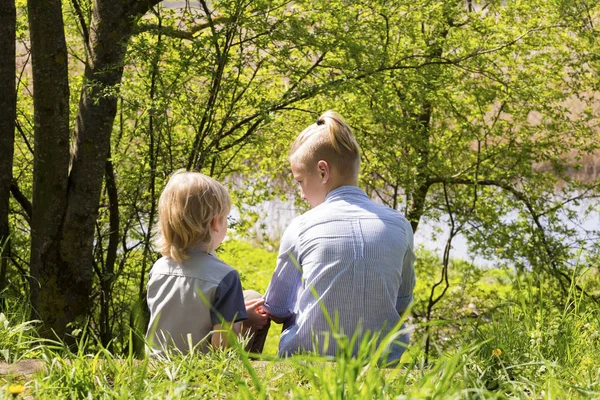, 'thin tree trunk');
404,30,446,232
100,154,119,349
139,18,162,299
0,0,17,309
56,1,136,338
406,101,433,233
